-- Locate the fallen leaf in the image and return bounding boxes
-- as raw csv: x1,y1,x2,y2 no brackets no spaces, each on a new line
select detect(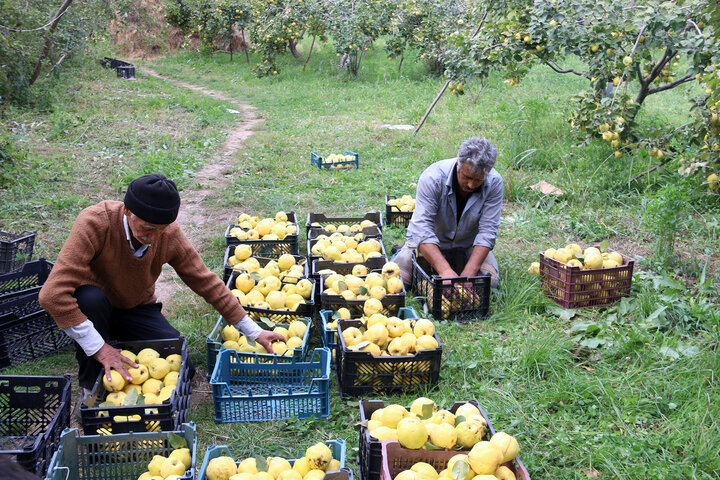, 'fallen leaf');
580,365,595,371
530,180,563,195
582,468,599,478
